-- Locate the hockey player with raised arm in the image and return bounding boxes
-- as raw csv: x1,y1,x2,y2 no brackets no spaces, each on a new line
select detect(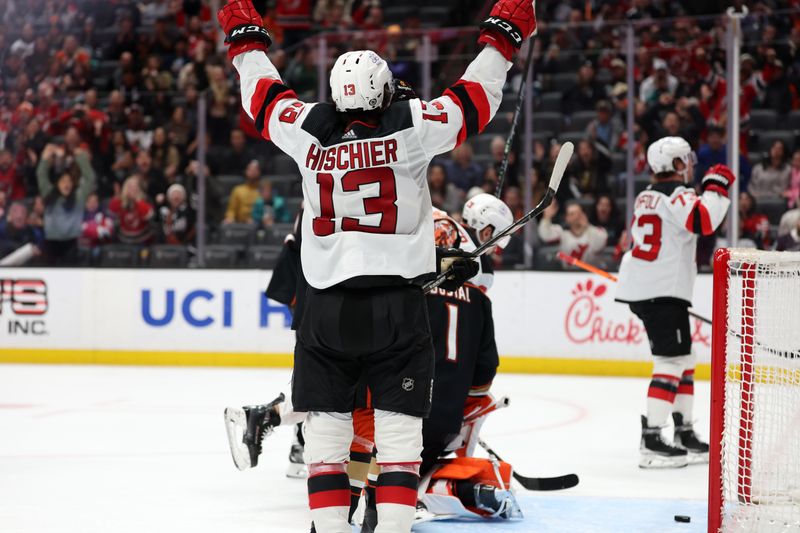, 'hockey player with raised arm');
217,1,537,531
615,137,734,468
